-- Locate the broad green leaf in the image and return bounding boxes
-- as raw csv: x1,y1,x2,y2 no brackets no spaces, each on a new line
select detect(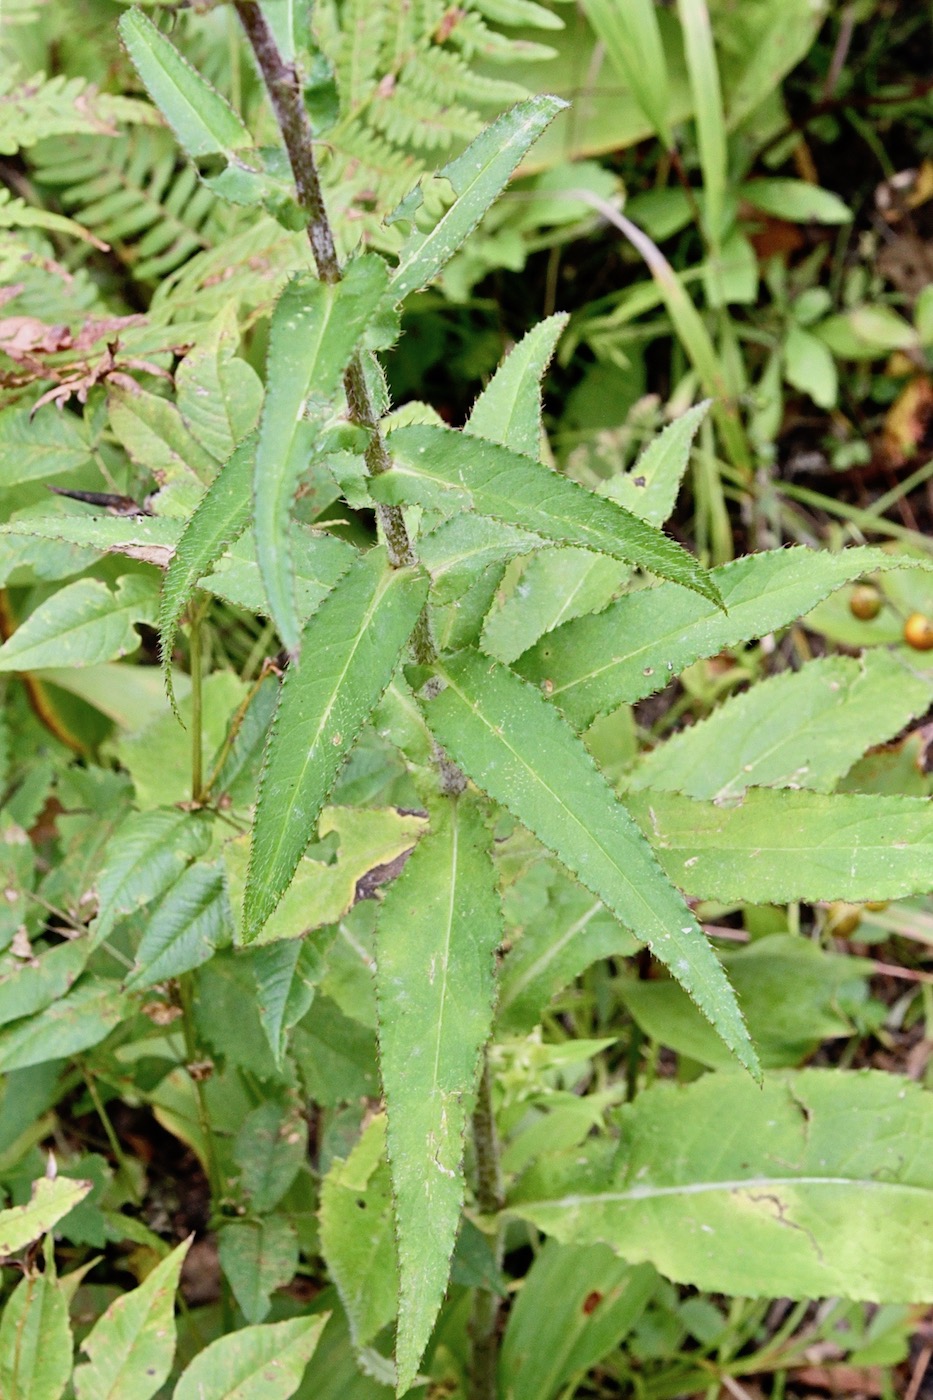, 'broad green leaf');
119,9,252,159
419,517,540,604
243,548,428,943
73,1237,190,1400
0,513,179,569
0,938,90,1029
482,404,709,663
94,808,213,944
250,938,328,1067
619,934,875,1071
0,1268,73,1400
234,1101,308,1214
176,307,263,462
253,257,389,653
516,545,933,729
630,651,933,800
378,425,721,606
318,1115,398,1349
465,313,568,457
108,384,218,488
124,860,232,990
784,325,837,409
192,528,352,637
499,1241,655,1400
740,179,852,225
388,96,566,303
630,788,933,902
0,576,159,673
0,405,90,487
0,978,128,1072
173,1314,327,1400
227,806,425,945
419,651,758,1076
0,1178,91,1259
377,794,502,1391
581,0,672,147
509,1069,933,1301
218,1217,298,1325
158,433,255,707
